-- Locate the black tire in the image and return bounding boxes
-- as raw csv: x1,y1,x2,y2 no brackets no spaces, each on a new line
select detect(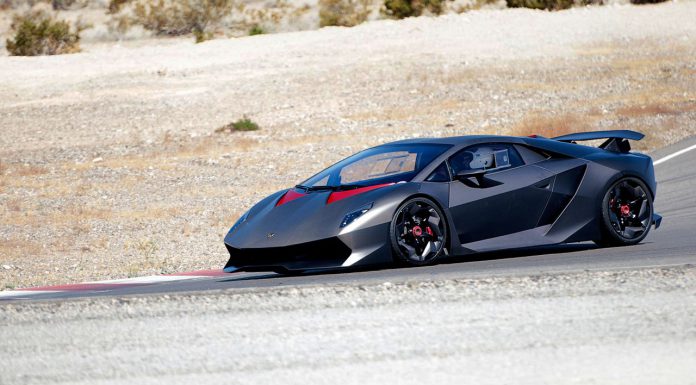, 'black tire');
390,197,448,266
594,177,653,247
